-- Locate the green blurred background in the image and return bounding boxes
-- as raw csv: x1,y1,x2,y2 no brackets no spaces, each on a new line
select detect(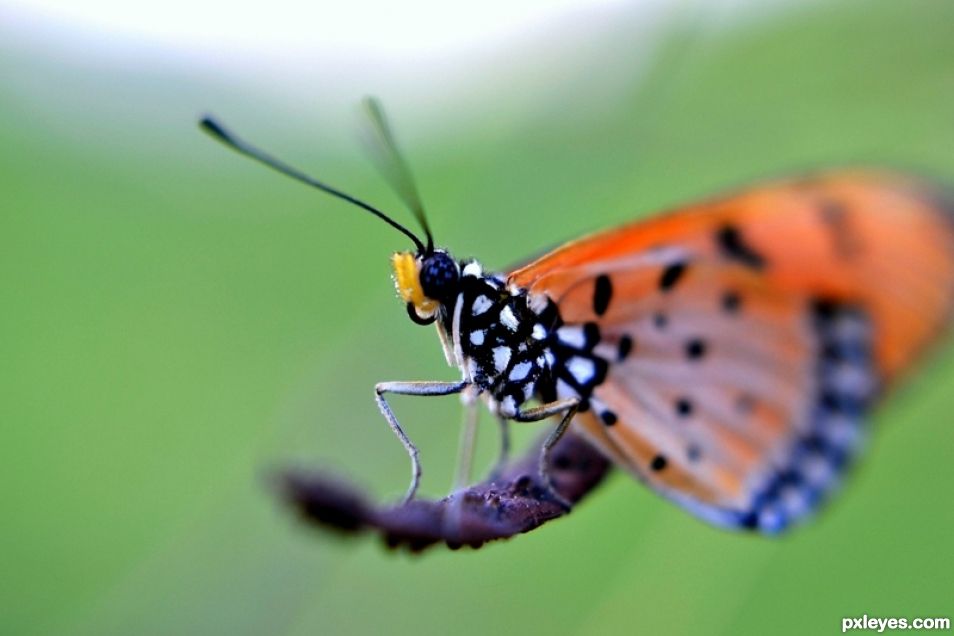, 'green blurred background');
3,1,954,634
